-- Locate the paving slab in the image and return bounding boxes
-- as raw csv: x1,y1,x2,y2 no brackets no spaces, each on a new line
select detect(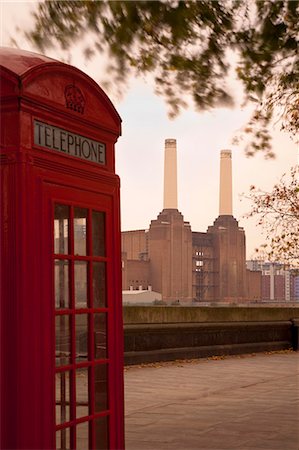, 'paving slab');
124,352,299,450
